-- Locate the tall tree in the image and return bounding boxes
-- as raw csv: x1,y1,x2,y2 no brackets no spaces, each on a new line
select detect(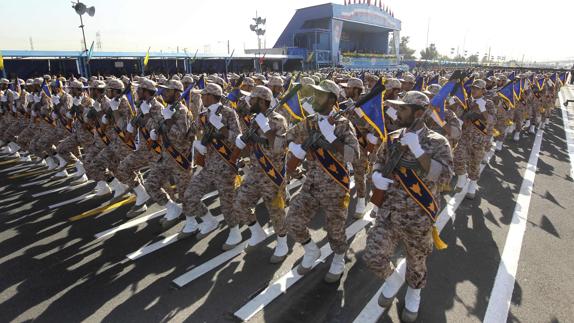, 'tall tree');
389,36,416,59
420,43,439,60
